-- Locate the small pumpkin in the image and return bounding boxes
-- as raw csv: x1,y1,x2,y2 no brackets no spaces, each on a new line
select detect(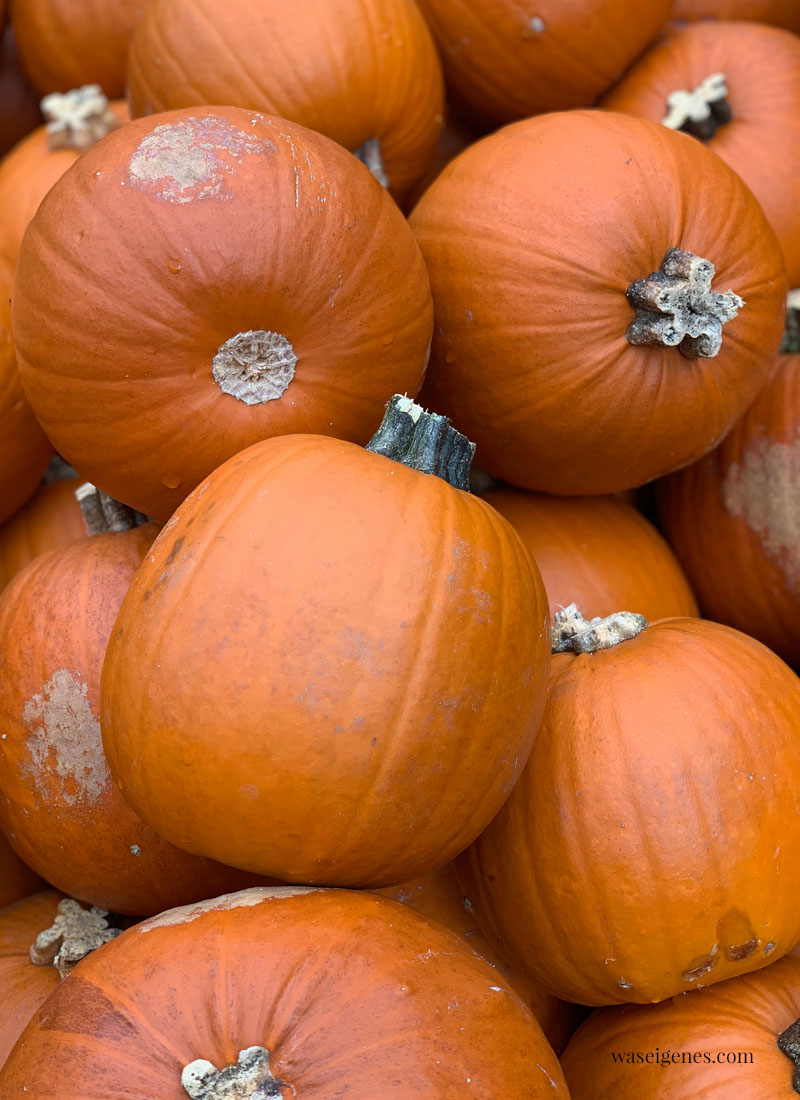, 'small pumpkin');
0,890,62,1067
0,475,86,594
0,830,44,910
603,21,800,286
0,887,569,1097
411,110,786,496
101,397,550,885
673,0,800,32
0,26,41,159
484,488,697,623
14,106,433,521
